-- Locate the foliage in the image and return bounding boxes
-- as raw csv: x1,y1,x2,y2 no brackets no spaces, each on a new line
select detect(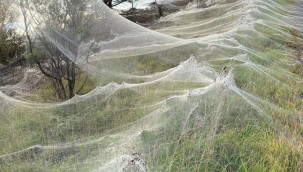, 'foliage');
21,0,93,100
0,1,25,64
25,48,41,65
